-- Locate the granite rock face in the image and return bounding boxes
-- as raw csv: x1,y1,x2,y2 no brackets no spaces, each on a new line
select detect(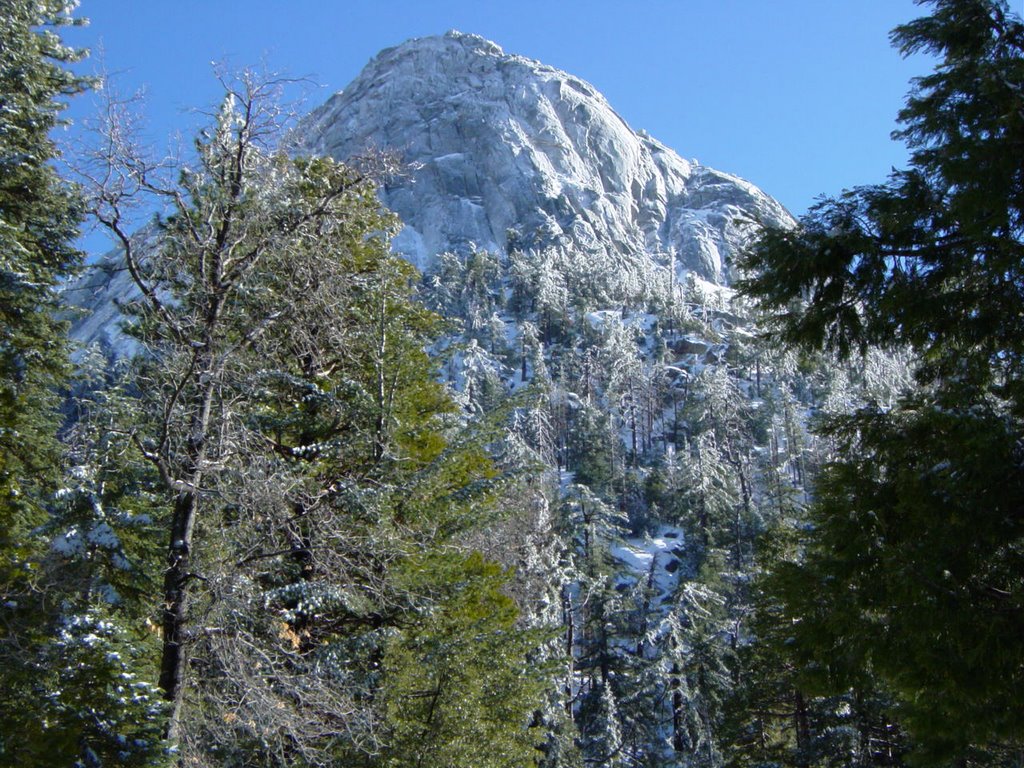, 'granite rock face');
296,31,793,281
68,31,793,353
